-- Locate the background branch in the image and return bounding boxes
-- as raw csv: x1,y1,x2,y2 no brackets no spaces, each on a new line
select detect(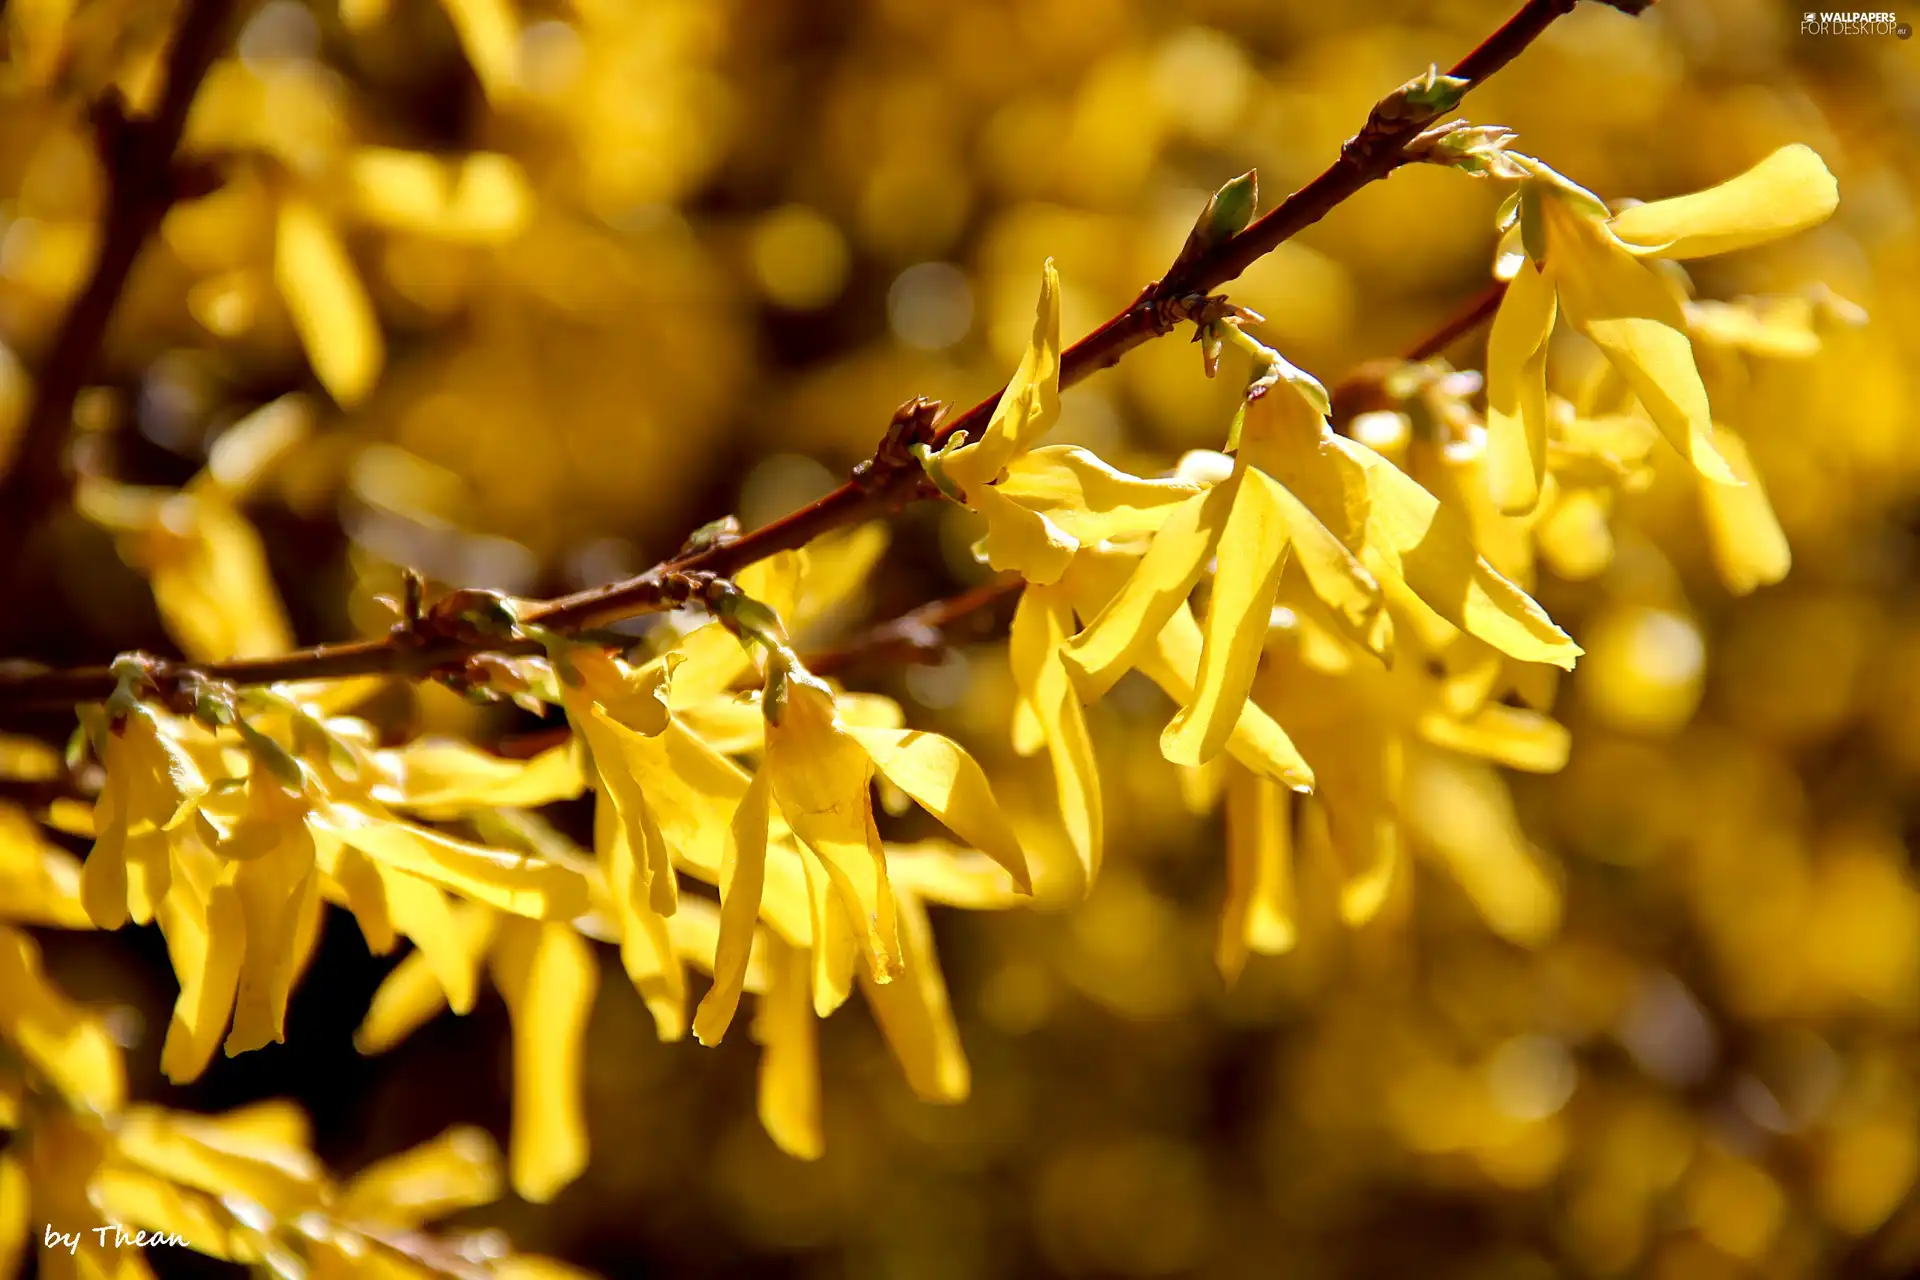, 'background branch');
0,0,247,561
